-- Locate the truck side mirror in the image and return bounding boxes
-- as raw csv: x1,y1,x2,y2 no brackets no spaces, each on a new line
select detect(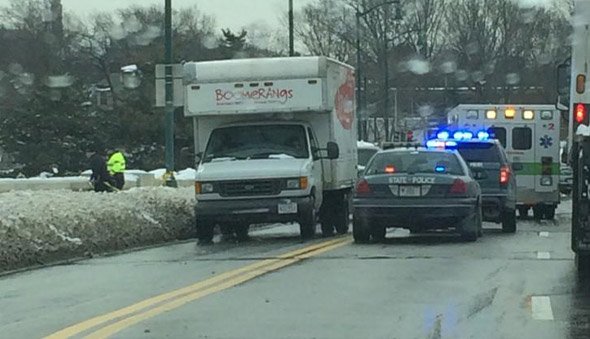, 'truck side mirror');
327,142,339,159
